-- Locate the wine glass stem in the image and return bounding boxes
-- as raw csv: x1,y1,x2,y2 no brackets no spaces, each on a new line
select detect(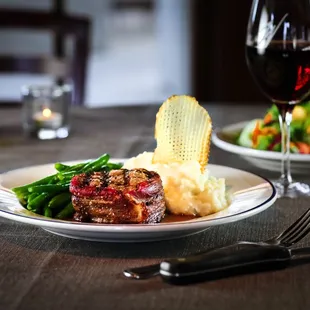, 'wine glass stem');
278,107,293,187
